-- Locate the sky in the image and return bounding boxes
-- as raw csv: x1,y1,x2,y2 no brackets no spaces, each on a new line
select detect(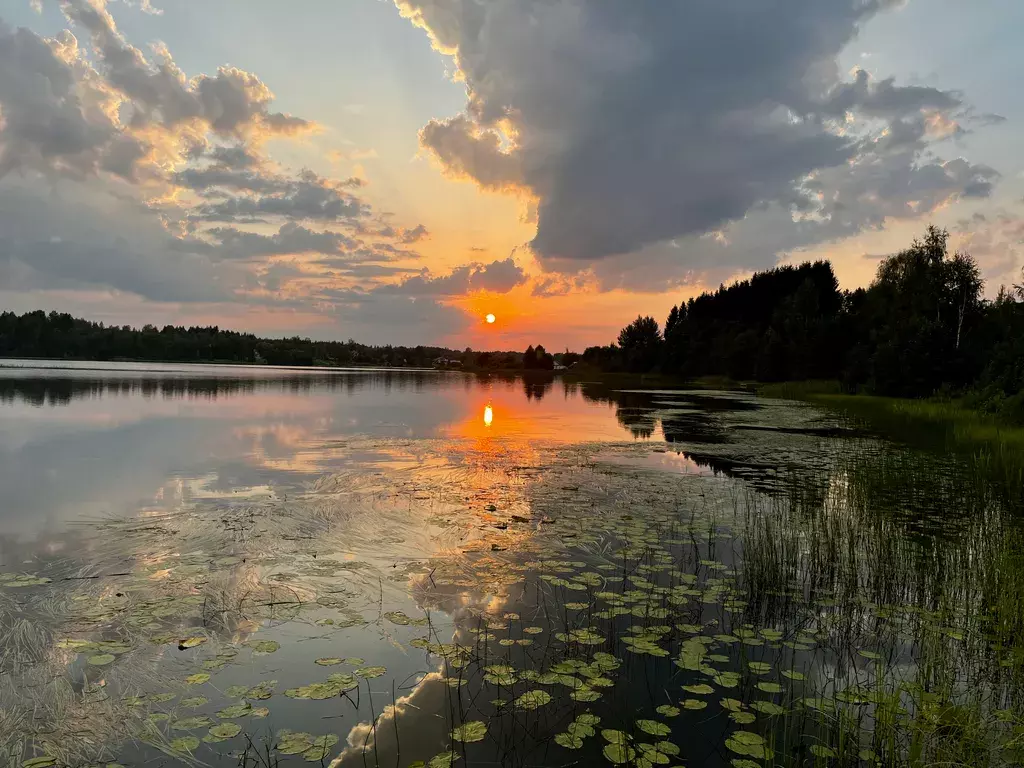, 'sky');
1,0,1023,351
